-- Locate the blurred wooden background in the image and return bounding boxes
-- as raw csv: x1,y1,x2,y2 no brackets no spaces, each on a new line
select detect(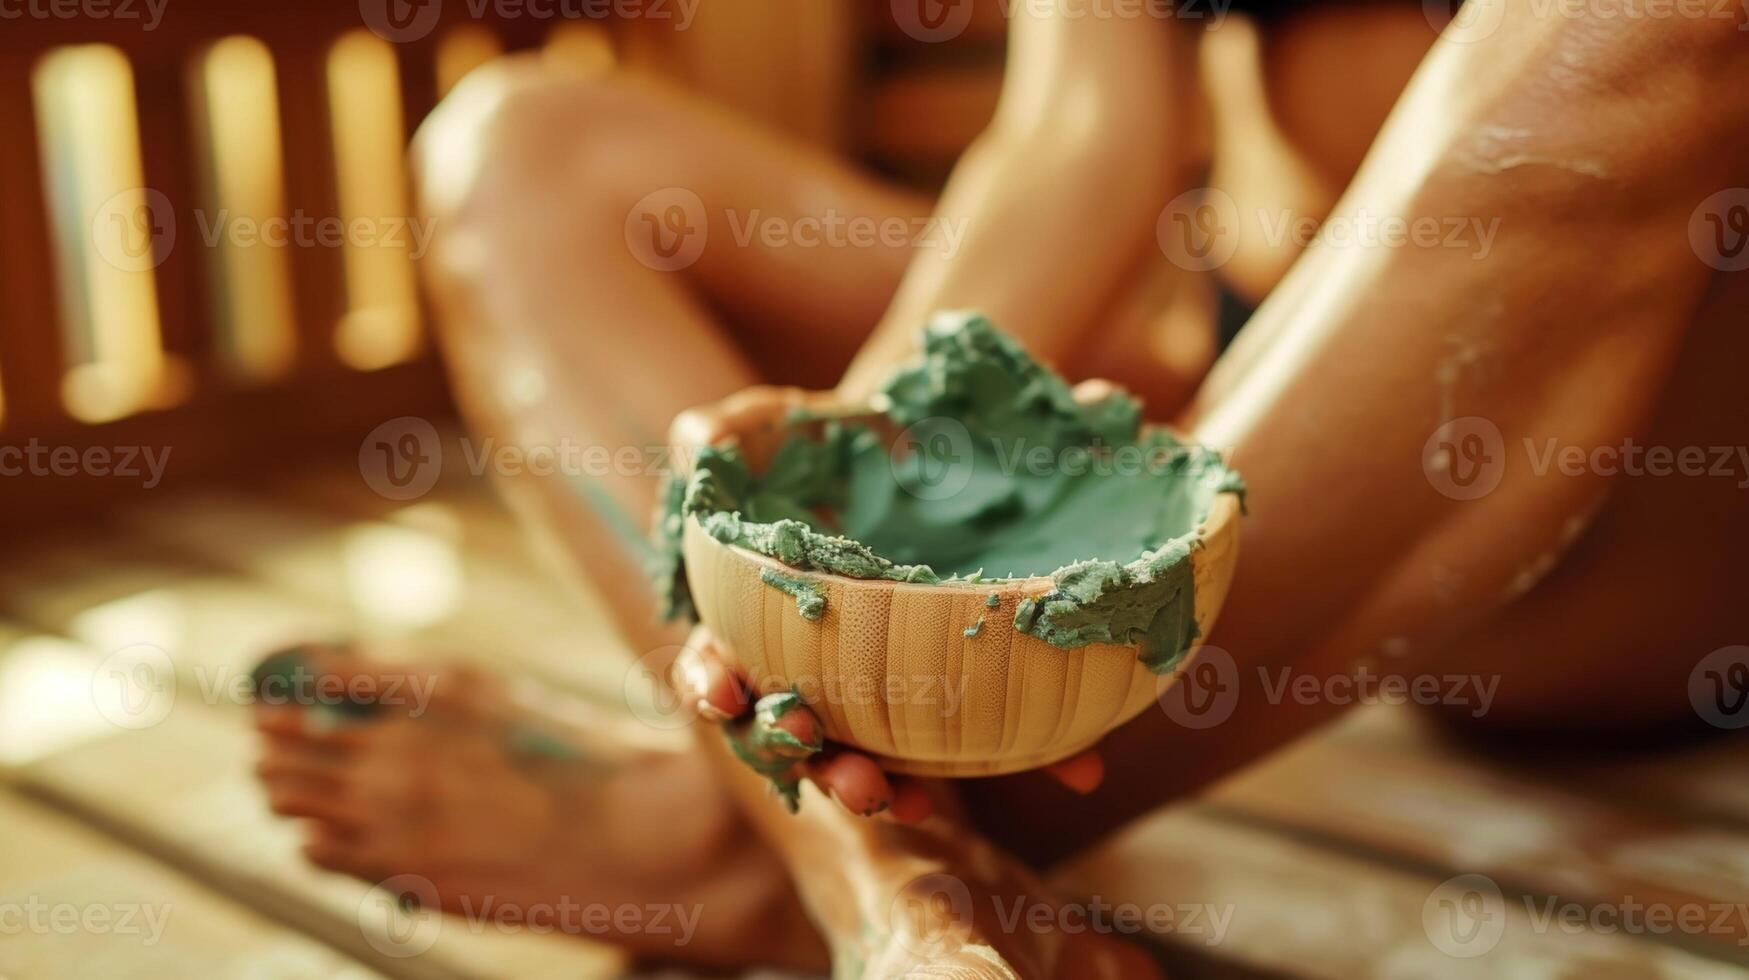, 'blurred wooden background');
0,0,1005,524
